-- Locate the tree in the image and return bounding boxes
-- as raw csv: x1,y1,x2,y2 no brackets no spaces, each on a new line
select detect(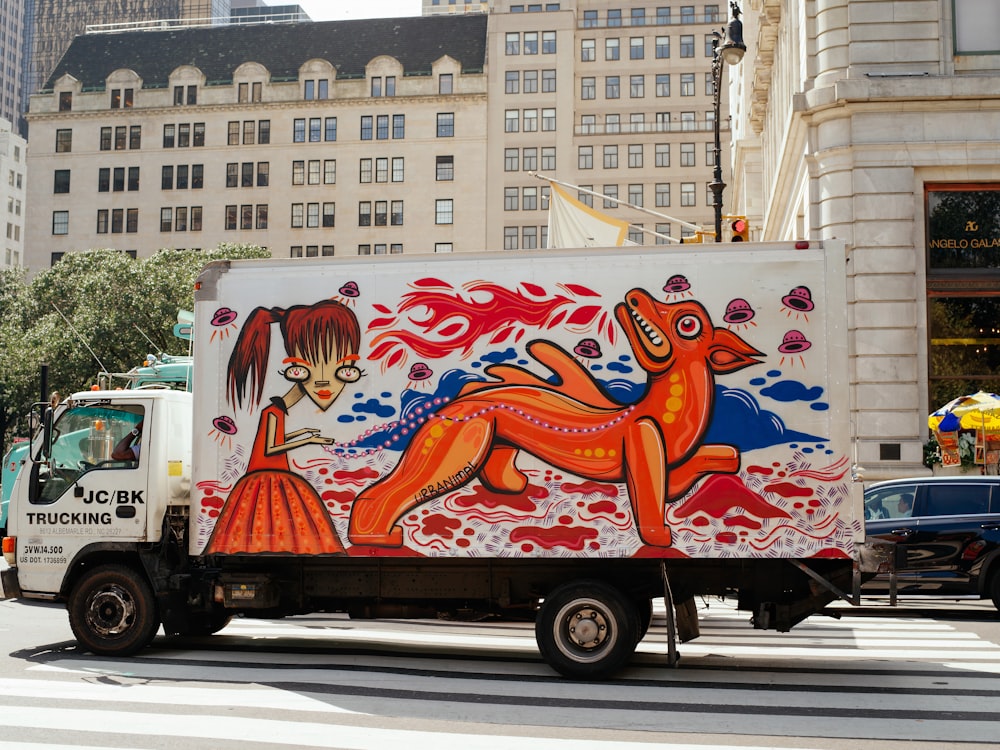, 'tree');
0,244,269,447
